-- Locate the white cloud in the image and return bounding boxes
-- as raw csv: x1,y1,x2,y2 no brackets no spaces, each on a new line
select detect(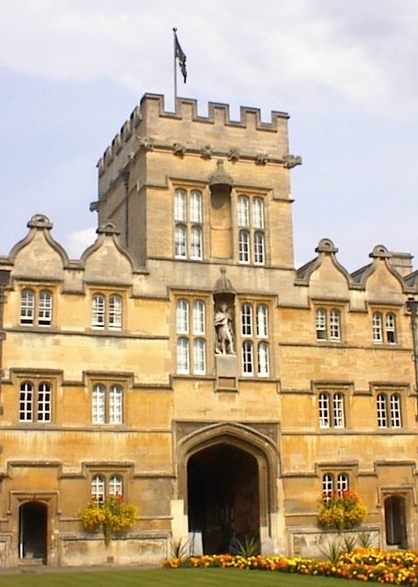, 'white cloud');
66,227,97,259
1,0,418,270
1,1,417,114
